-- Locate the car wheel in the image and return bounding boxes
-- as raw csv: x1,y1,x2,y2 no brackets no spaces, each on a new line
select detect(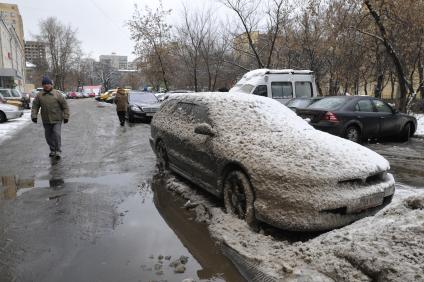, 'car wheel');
156,140,169,173
400,123,411,142
0,111,6,123
223,170,258,229
345,126,361,143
